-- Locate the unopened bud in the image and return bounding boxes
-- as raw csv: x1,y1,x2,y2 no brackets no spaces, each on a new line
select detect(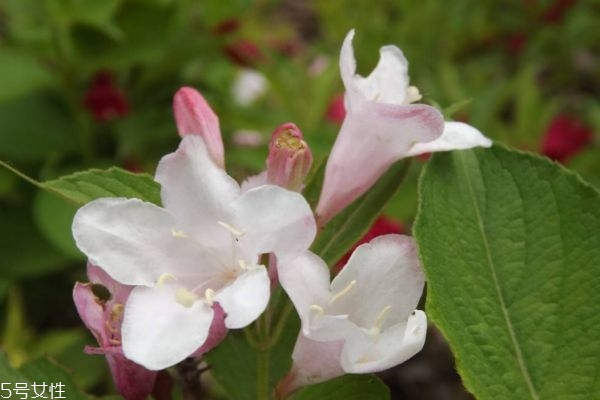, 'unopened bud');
173,87,225,168
267,123,313,191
